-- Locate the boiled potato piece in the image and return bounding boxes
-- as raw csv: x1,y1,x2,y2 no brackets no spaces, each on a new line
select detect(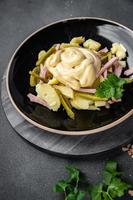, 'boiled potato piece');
60,43,79,49
87,106,100,110
54,85,74,99
36,83,60,111
70,95,93,110
38,50,46,59
111,43,126,60
119,61,126,68
83,39,101,51
70,99,81,110
95,101,106,107
70,36,85,45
